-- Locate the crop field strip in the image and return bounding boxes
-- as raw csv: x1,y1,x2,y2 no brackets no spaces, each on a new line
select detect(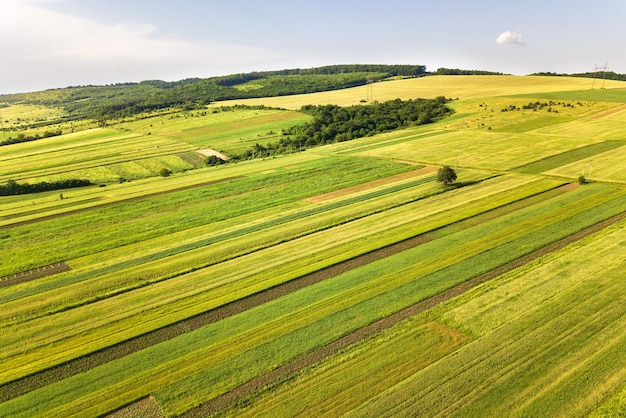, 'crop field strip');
0,176,568,381
0,174,555,381
0,177,572,402
513,140,626,174
217,217,626,418
341,224,626,418
2,181,620,416
0,152,325,228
